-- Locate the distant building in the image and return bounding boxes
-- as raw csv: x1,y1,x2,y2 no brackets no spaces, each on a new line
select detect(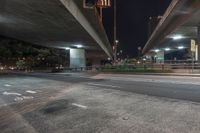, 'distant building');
148,16,162,38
